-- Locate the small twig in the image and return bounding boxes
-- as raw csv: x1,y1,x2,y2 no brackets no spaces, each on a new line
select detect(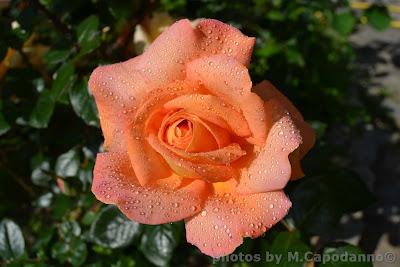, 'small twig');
3,166,36,198
281,219,295,232
29,0,73,36
0,152,36,198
